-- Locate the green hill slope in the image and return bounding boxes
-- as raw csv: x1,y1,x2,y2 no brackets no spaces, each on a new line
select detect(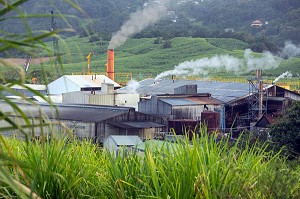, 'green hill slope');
29,36,300,80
